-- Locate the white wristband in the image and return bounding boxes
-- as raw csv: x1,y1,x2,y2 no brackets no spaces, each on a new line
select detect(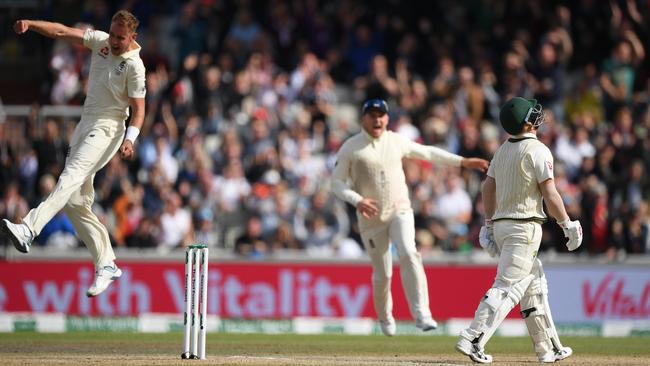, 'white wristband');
125,126,140,143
